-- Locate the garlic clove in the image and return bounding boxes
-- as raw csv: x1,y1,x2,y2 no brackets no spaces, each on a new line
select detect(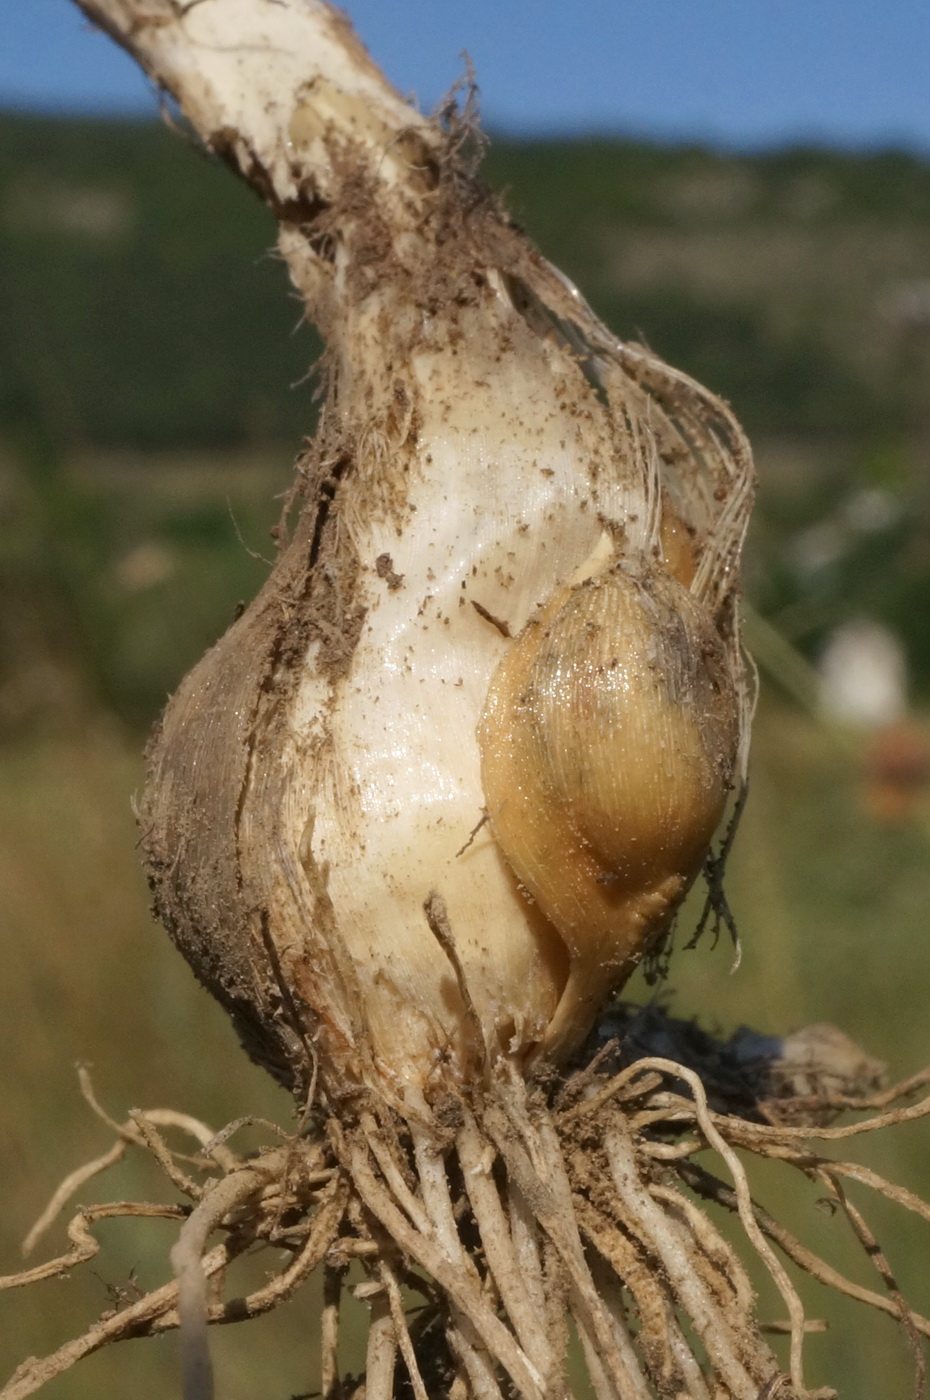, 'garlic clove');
478,562,739,1059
